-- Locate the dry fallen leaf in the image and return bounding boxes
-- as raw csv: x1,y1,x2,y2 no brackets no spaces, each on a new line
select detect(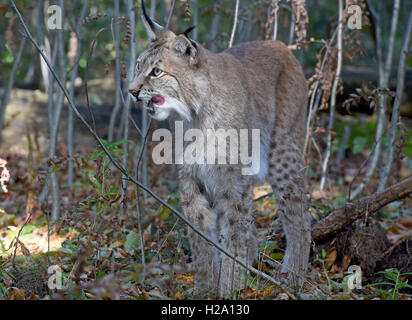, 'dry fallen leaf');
276,293,290,300
9,288,26,300
342,254,351,270
240,286,261,299
263,286,276,297
399,215,412,229
326,249,337,268
85,292,95,299
175,273,194,286
2,272,14,287
312,190,327,201
261,199,272,210
330,264,342,273
18,240,31,257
